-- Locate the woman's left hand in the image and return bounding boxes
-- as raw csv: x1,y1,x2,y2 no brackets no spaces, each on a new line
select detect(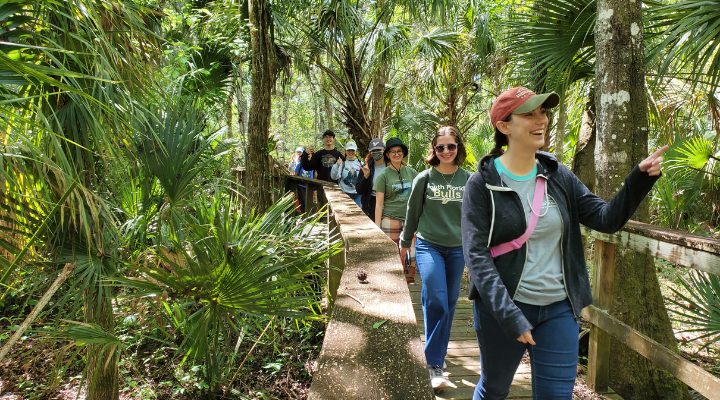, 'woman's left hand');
638,145,669,176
